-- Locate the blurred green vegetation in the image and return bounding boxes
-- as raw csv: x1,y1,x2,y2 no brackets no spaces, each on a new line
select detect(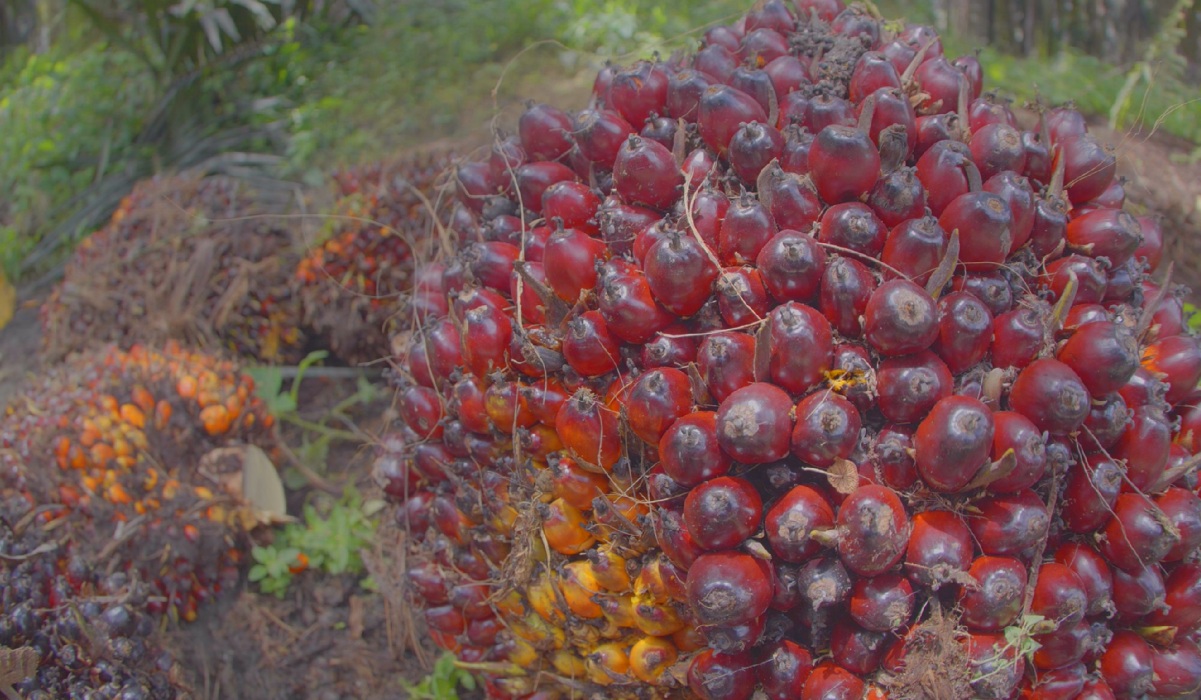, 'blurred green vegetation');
0,0,1198,282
